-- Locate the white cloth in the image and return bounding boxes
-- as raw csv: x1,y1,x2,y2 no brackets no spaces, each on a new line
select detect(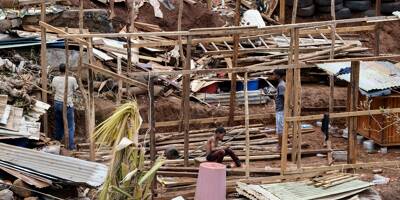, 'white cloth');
51,76,78,107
